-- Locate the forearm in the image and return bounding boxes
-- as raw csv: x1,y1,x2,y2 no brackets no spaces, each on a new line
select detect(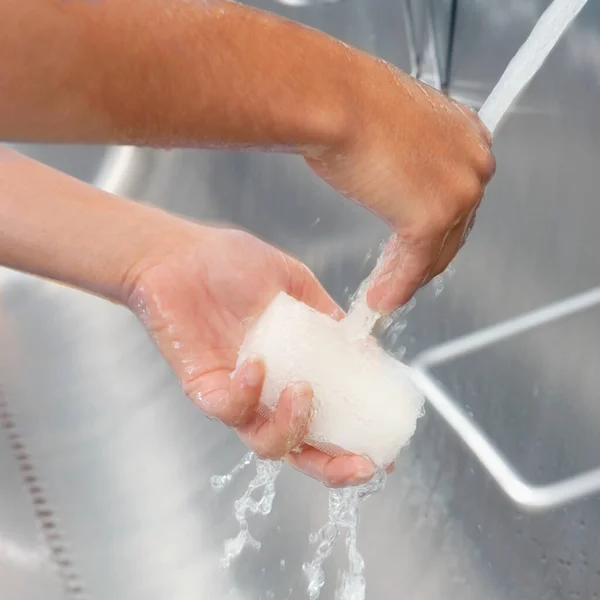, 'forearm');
0,148,184,302
0,0,360,151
